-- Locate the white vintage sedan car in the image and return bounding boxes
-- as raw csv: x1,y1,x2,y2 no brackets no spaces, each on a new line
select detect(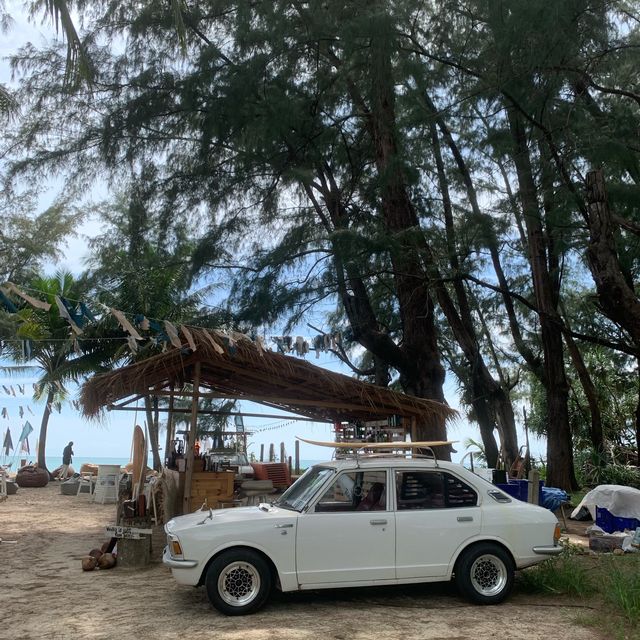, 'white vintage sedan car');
163,457,561,615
